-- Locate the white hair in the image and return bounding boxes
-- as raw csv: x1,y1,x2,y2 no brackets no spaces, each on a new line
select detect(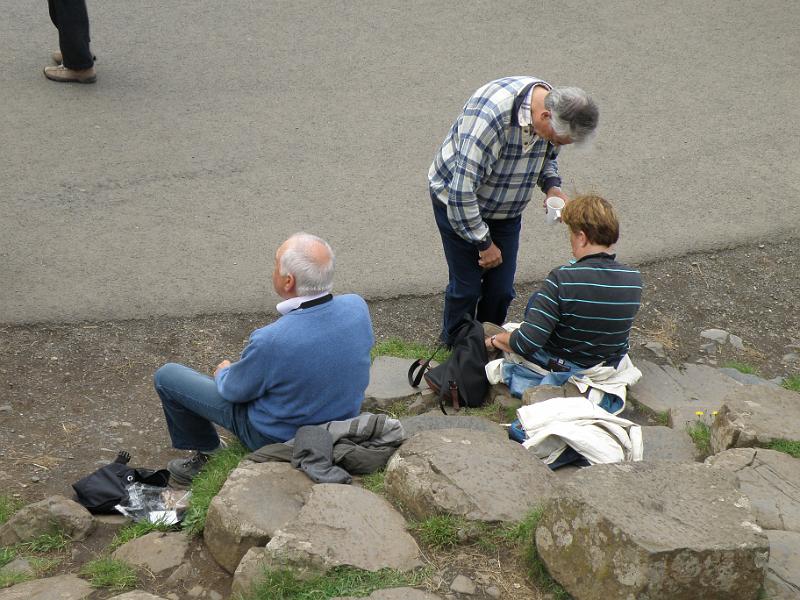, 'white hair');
279,232,335,296
545,87,599,144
